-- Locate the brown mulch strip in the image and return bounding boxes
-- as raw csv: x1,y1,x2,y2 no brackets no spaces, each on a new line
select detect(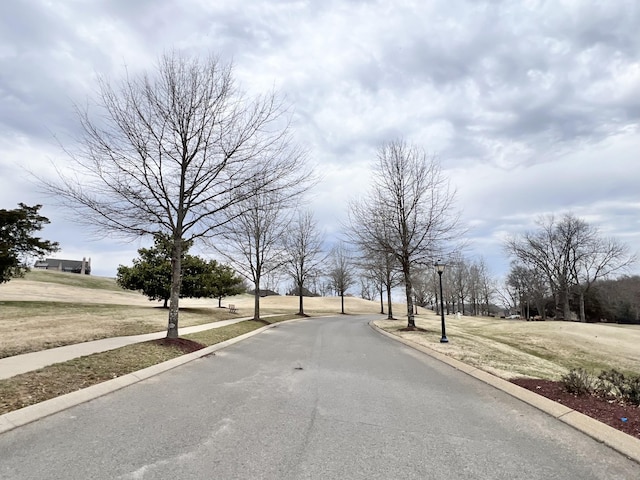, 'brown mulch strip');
398,326,429,332
511,378,640,439
148,338,205,353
